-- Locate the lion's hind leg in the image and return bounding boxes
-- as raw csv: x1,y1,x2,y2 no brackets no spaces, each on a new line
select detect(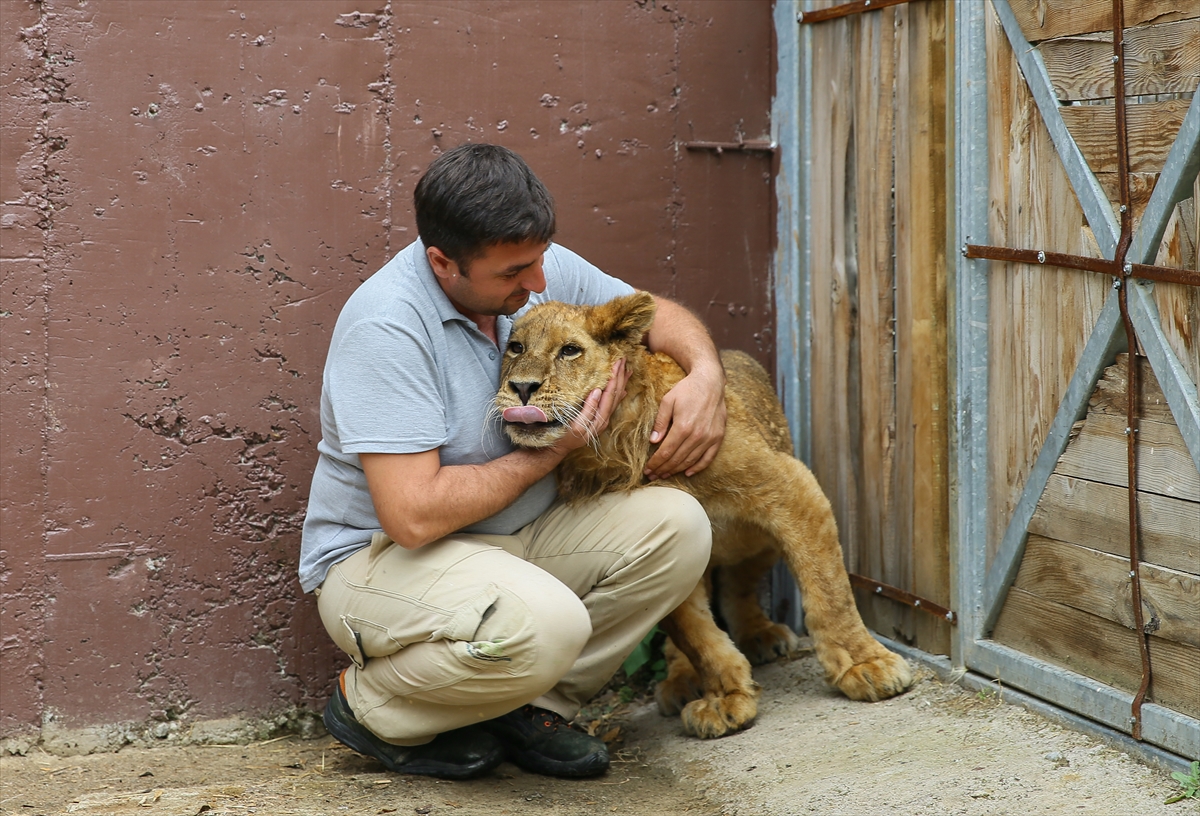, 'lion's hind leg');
654,636,702,715
762,456,914,702
715,541,805,666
